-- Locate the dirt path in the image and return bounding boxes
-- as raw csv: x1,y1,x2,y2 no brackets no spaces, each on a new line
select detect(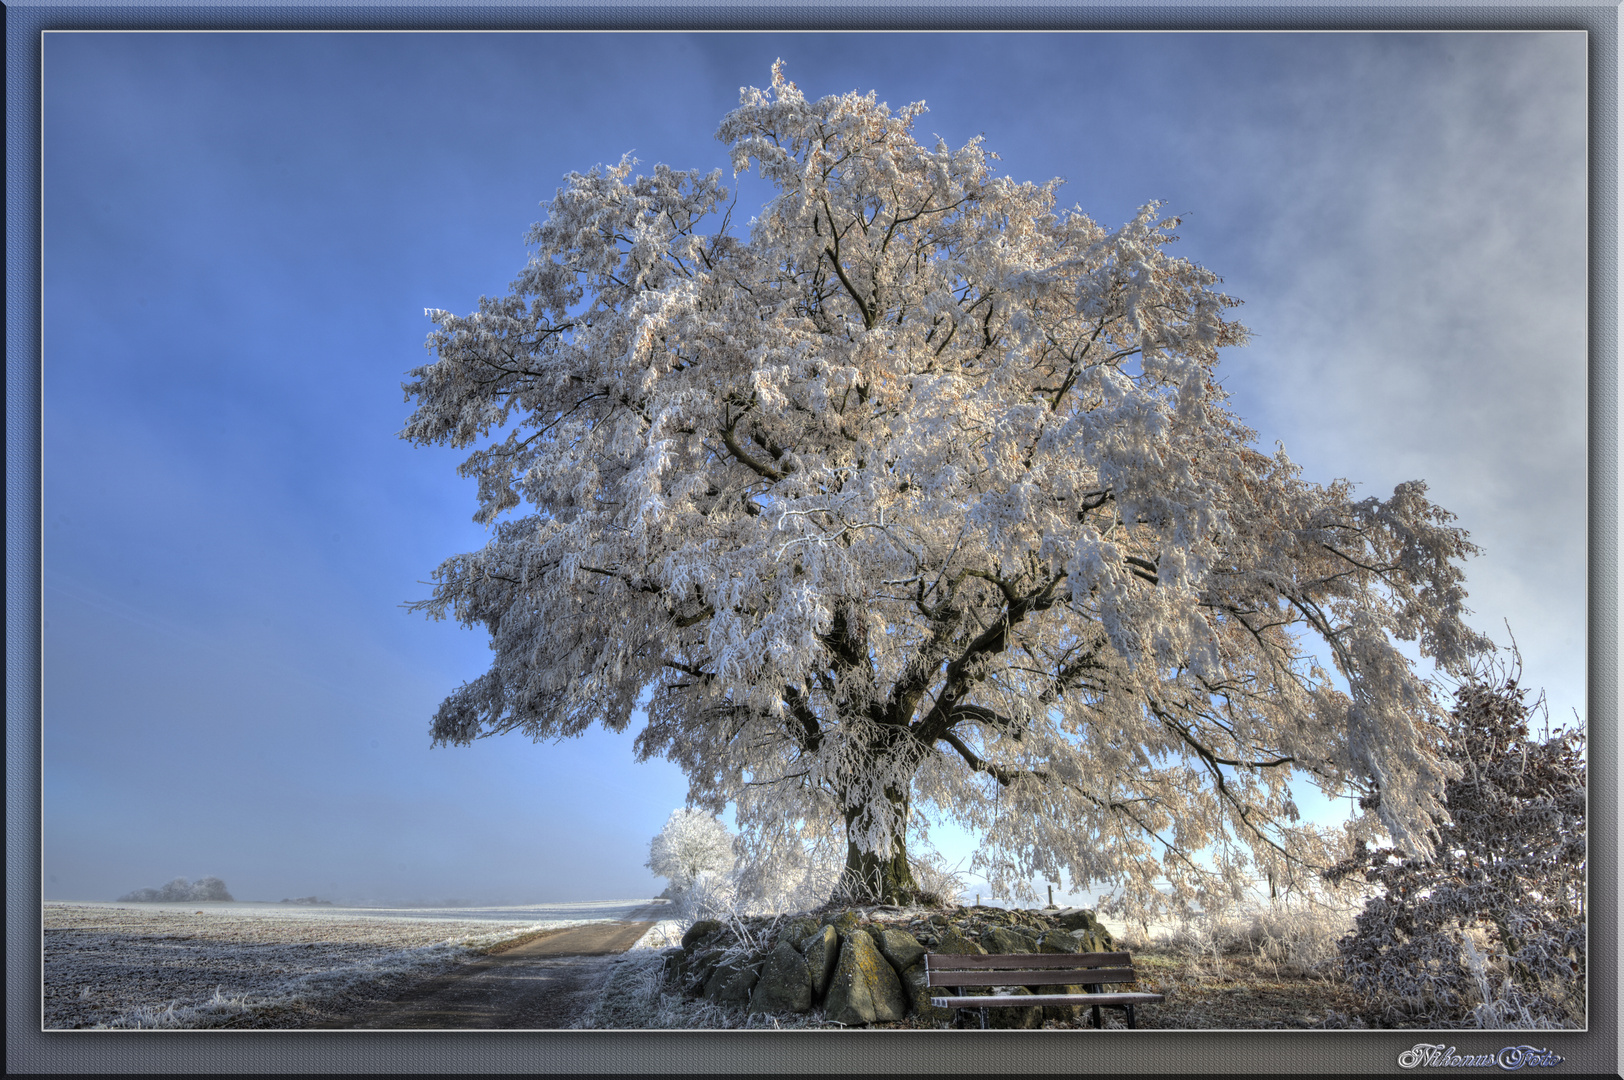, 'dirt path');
318,914,661,1029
